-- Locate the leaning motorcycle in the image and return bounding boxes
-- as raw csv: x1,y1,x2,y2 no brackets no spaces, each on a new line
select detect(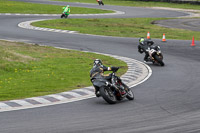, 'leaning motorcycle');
92,68,134,104
61,12,69,18
146,45,165,66
96,0,104,5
